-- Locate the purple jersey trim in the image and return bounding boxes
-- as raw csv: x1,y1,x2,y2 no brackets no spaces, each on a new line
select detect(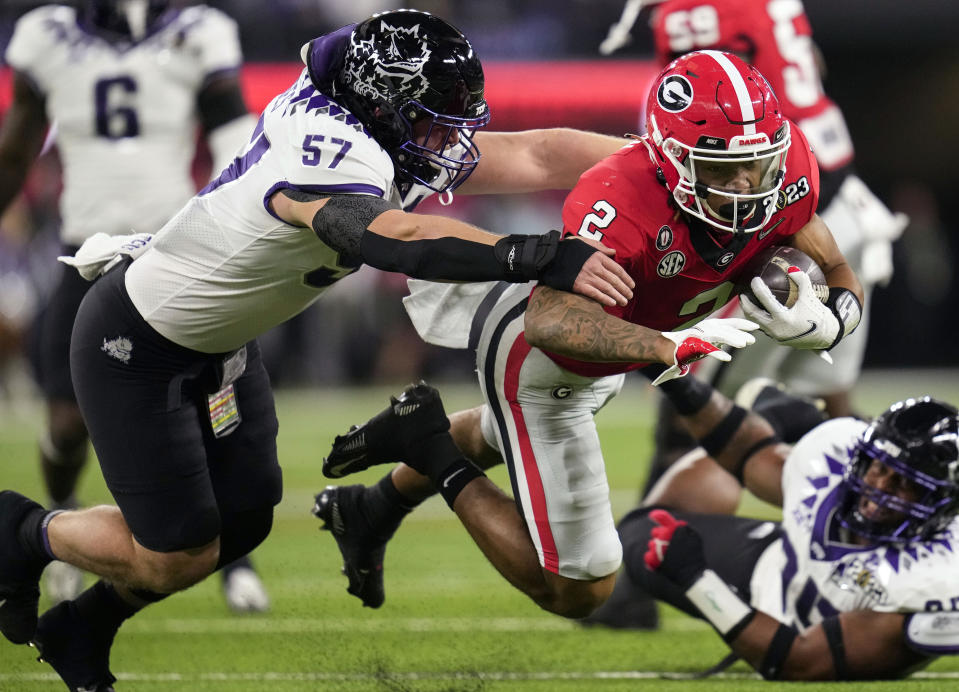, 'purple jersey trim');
261,183,384,222
200,131,271,196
